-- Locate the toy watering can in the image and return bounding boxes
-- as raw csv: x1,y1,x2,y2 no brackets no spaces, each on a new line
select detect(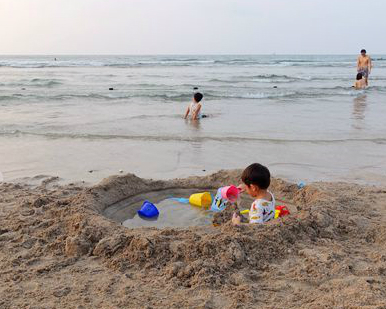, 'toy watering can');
211,185,240,212
221,186,240,202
